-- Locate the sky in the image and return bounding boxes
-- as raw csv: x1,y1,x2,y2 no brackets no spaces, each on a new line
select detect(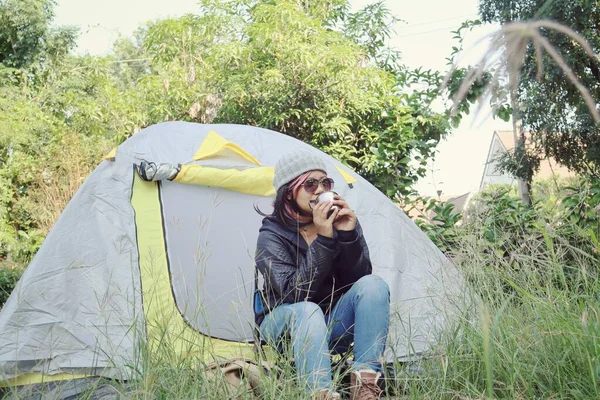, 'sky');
53,0,512,197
